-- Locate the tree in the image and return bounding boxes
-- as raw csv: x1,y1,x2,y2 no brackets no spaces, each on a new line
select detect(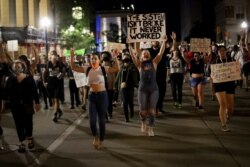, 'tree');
54,0,95,51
